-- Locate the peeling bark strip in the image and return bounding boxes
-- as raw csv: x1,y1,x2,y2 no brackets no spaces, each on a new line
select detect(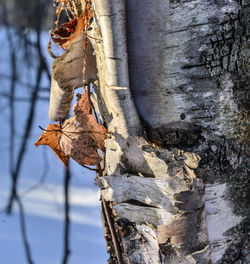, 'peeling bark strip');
44,0,250,263
96,135,211,263
48,33,97,121
92,0,142,137
102,199,124,264
122,0,249,262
